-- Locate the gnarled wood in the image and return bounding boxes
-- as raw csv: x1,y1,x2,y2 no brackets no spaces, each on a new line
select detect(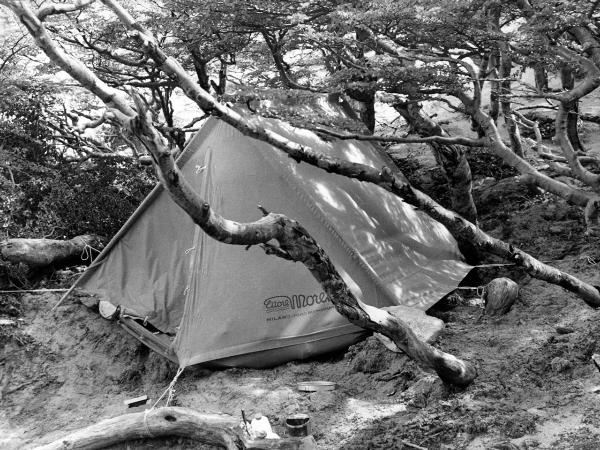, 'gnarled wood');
0,235,106,267
33,407,241,450
33,406,318,450
394,102,478,225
